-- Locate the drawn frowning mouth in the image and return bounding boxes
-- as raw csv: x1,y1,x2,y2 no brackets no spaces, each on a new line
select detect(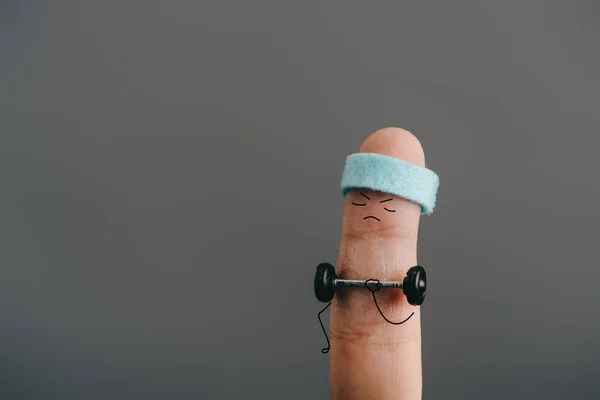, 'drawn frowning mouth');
363,216,380,221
